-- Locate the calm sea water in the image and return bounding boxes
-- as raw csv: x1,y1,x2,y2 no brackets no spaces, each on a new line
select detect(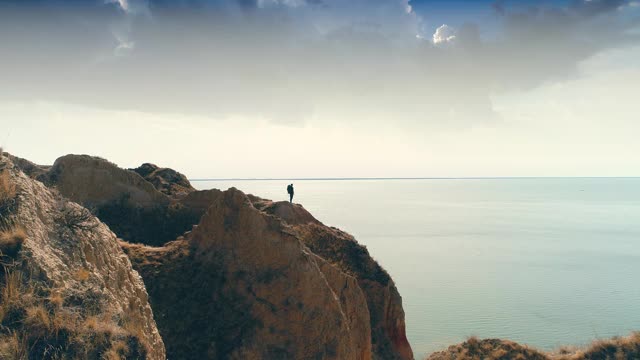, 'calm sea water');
192,178,640,358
